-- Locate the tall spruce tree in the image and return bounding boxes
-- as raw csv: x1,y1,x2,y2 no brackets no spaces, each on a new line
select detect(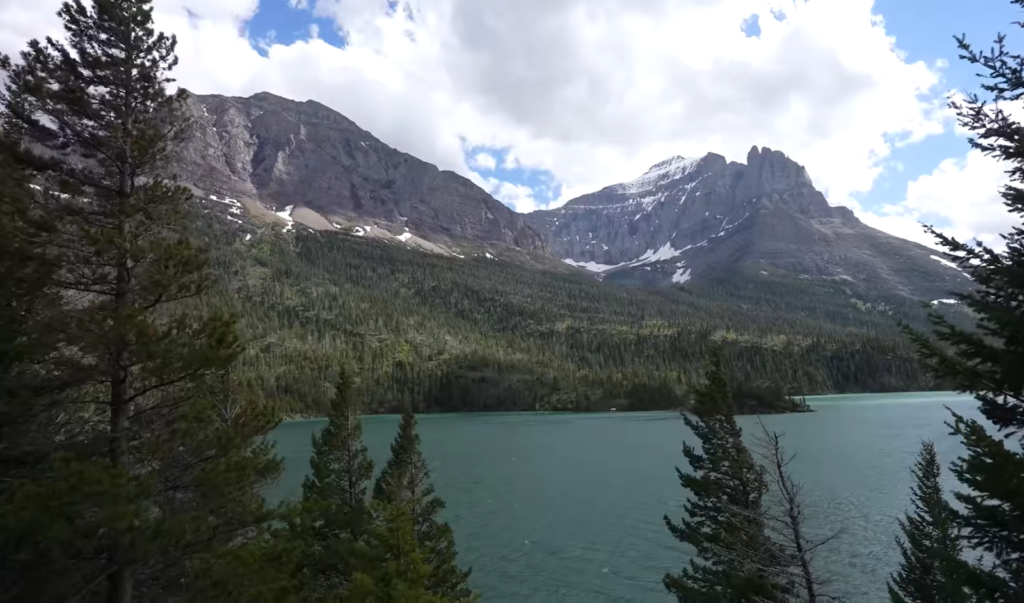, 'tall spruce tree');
299,366,375,593
902,4,1024,598
663,351,787,602
888,441,968,603
373,406,475,602
0,0,282,600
